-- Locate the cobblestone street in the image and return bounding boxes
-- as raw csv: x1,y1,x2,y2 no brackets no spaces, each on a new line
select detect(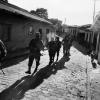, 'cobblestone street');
0,46,100,100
